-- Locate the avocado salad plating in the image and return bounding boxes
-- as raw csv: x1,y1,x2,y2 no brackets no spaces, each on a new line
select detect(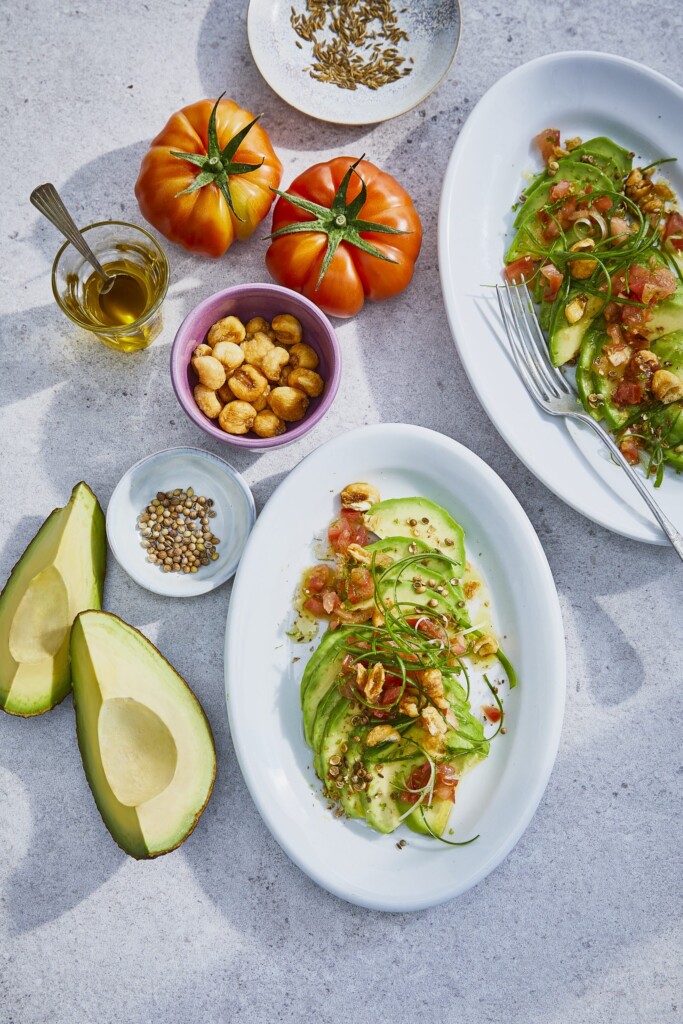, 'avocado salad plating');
291,483,516,844
504,129,683,484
